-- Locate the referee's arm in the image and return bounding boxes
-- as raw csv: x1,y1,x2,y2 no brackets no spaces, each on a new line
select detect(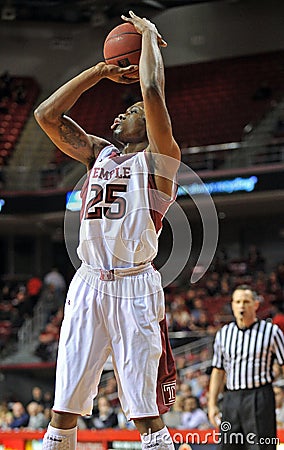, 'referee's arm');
208,368,226,427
